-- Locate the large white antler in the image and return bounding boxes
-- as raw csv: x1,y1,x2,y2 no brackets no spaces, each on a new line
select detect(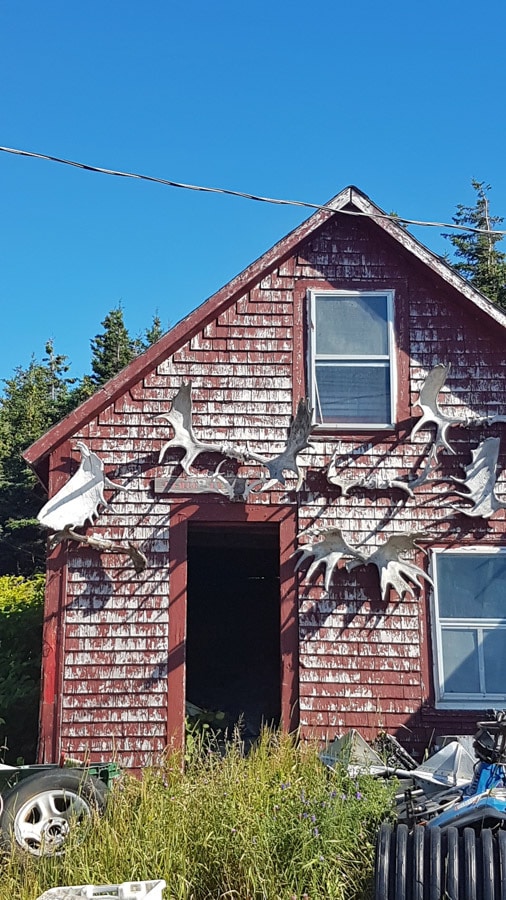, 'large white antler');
293,528,366,593
449,437,506,519
157,382,247,473
246,398,313,489
409,364,462,457
295,528,431,601
37,442,146,573
37,442,123,531
348,533,432,601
